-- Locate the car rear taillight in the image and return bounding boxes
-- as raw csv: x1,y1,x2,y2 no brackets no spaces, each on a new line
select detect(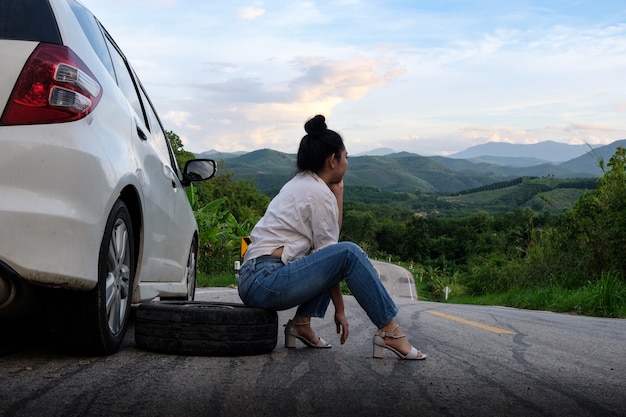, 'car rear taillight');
0,43,102,126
